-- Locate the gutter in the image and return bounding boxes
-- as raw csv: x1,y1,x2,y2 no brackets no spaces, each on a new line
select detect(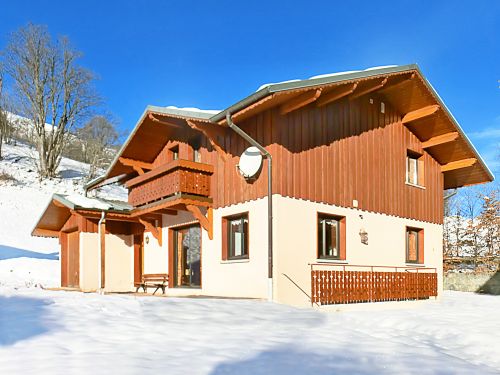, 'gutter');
225,113,274,302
